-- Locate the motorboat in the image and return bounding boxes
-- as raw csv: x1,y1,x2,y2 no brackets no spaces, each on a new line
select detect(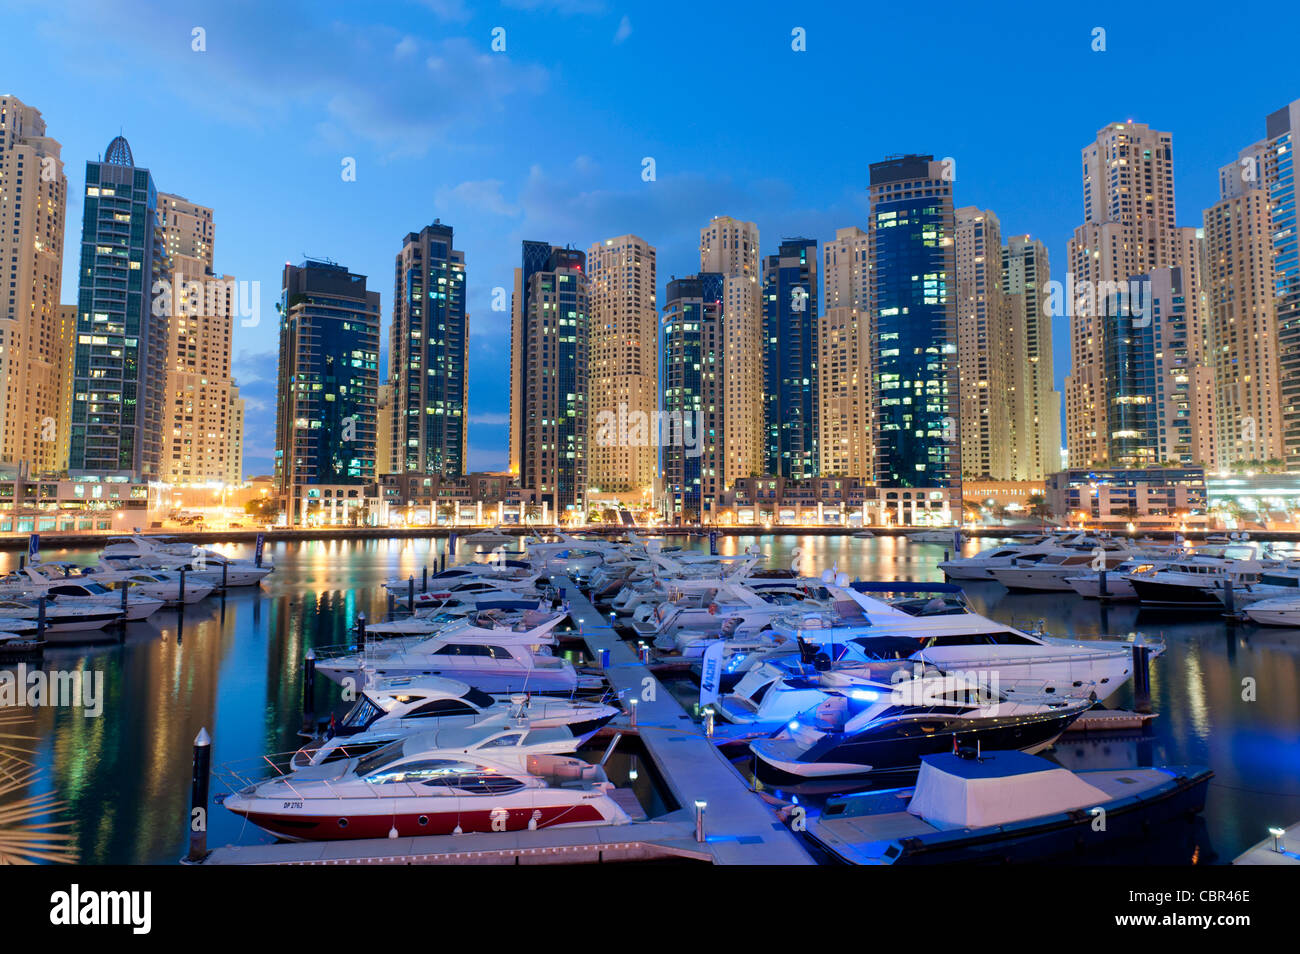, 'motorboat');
79,566,215,604
292,674,618,767
987,539,1144,592
1244,595,1300,627
749,673,1090,782
0,598,123,637
1125,544,1276,608
908,529,958,544
808,749,1212,864
1204,566,1300,609
938,533,1091,581
40,580,164,621
852,530,875,539
221,723,631,841
314,611,588,693
1064,558,1170,600
99,535,272,586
